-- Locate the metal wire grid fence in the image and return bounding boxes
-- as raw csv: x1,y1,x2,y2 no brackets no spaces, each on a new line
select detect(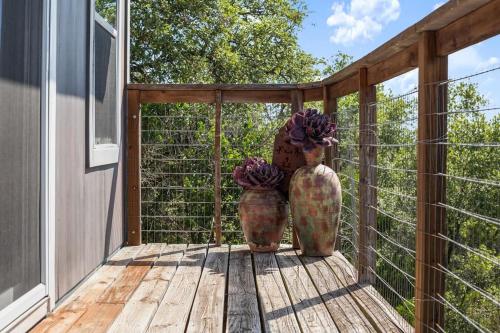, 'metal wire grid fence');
141,103,214,243
334,93,360,268
140,102,293,244
221,103,292,244
428,67,500,333
371,89,418,327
